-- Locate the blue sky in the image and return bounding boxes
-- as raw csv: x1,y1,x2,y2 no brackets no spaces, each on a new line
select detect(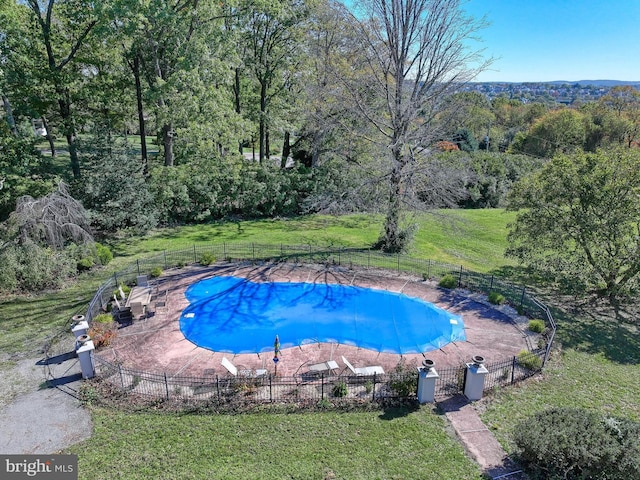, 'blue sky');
463,0,640,82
